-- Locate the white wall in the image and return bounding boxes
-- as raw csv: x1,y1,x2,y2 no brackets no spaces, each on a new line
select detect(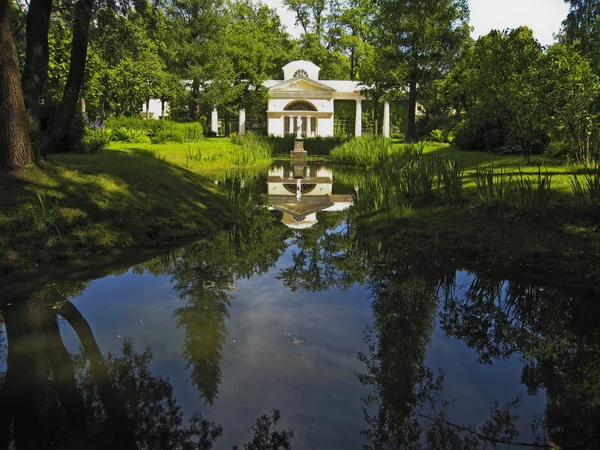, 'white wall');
268,117,284,136
141,99,167,119
317,117,334,137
